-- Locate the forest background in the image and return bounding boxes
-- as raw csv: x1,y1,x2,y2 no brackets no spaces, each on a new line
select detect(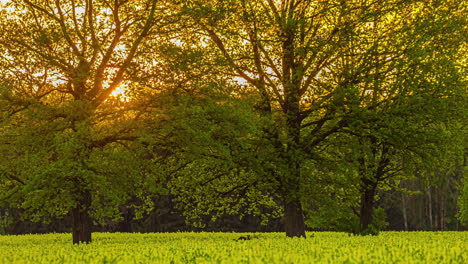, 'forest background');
0,0,466,244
